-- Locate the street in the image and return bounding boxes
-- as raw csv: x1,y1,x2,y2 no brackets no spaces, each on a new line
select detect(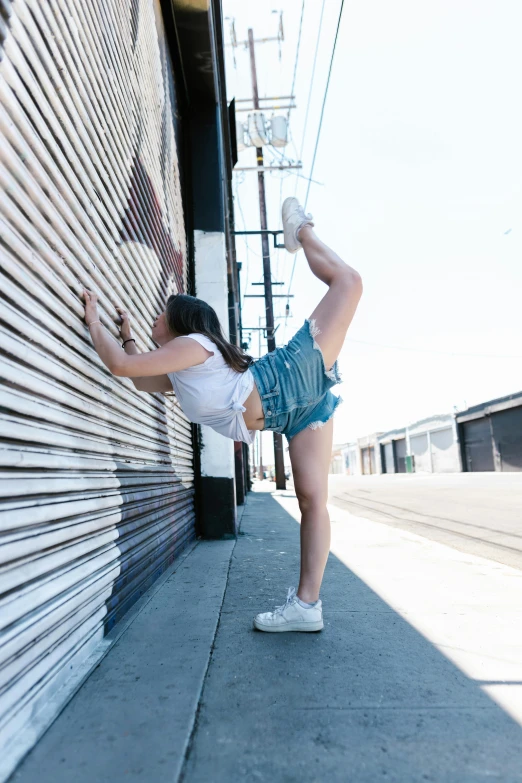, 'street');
329,473,522,571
